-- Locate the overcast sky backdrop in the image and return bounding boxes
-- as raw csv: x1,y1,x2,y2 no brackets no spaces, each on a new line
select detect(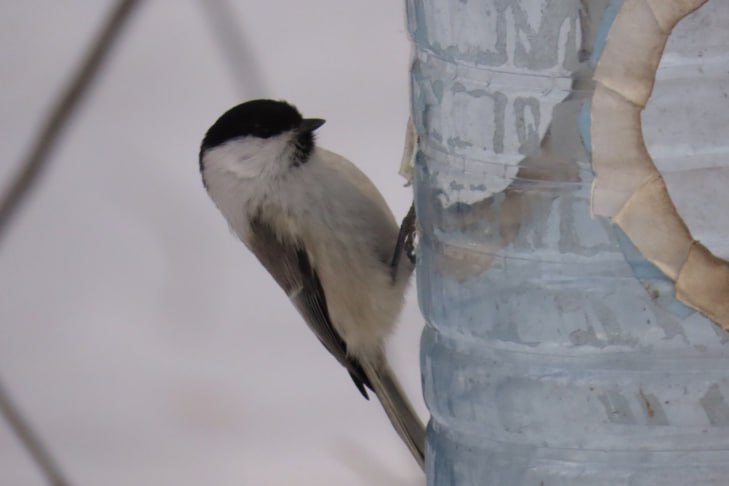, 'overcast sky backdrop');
0,2,424,485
